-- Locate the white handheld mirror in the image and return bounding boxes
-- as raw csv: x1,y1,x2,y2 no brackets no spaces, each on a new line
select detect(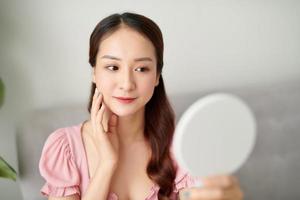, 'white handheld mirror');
172,93,256,186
